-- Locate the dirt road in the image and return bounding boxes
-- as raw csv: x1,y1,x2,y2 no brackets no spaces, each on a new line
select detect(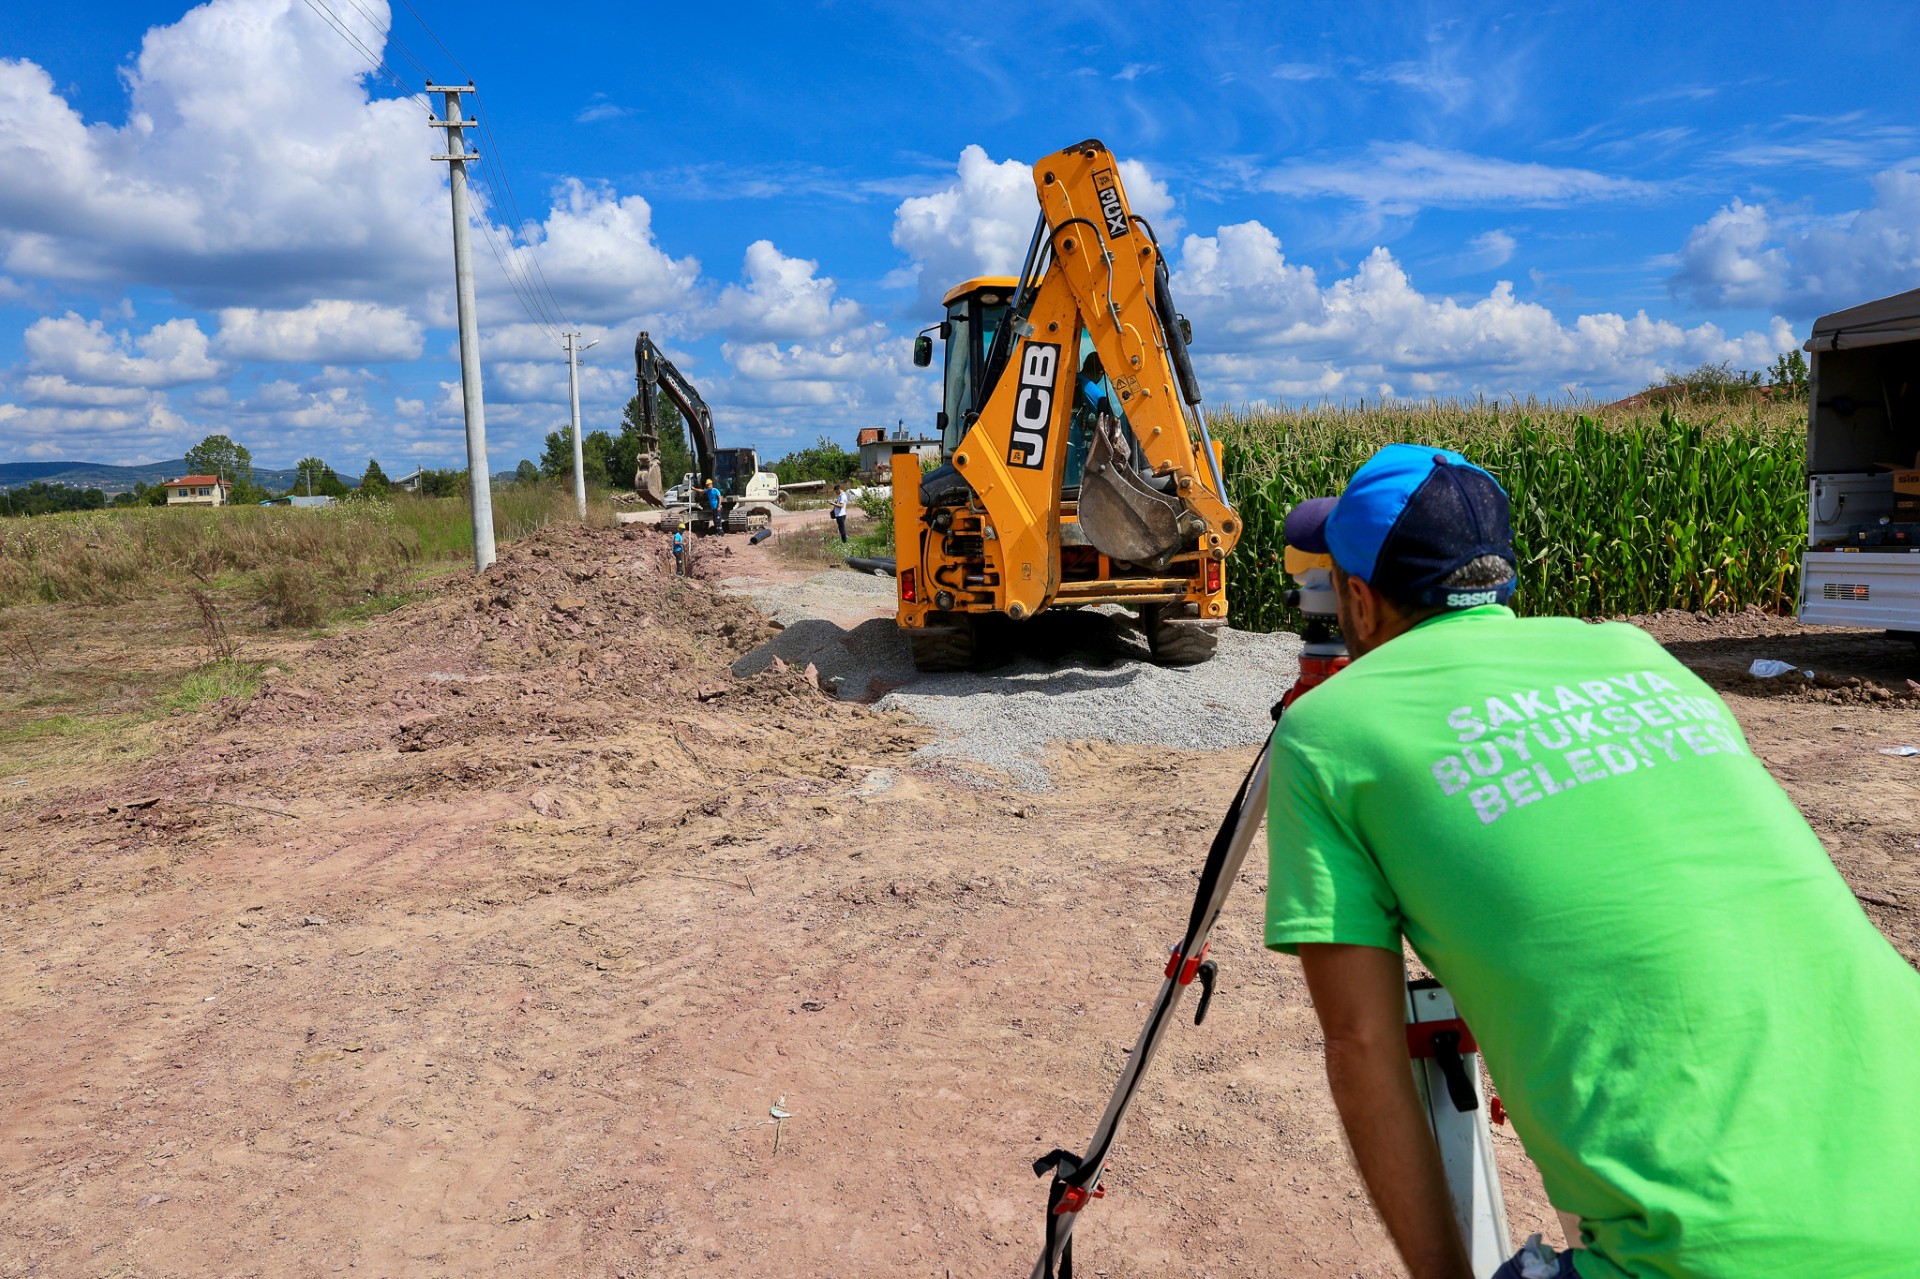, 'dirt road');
2,523,1914,1278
